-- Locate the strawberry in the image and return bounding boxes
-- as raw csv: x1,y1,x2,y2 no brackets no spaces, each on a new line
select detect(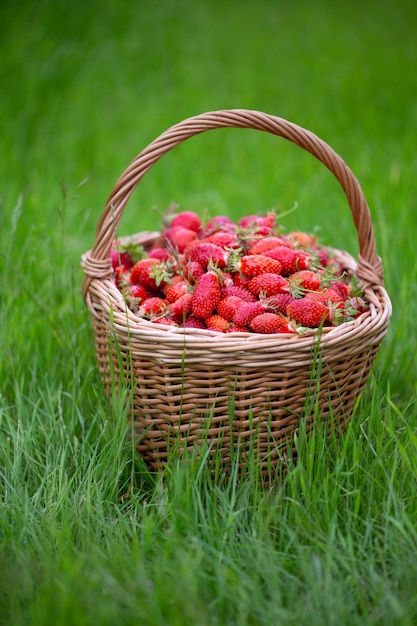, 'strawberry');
139,297,167,317
164,280,189,303
289,270,321,294
170,210,202,233
148,246,171,262
162,226,197,253
130,258,163,291
305,288,344,307
305,288,346,324
220,285,256,302
136,258,173,291
238,255,282,277
247,273,289,297
171,292,193,318
267,292,294,315
217,296,246,321
233,301,267,327
184,242,228,269
206,314,230,333
287,231,317,249
247,236,289,255
249,313,290,334
264,247,310,276
331,281,350,300
203,230,240,249
183,316,207,329
191,272,222,319
286,298,330,328
130,284,150,302
229,272,252,289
